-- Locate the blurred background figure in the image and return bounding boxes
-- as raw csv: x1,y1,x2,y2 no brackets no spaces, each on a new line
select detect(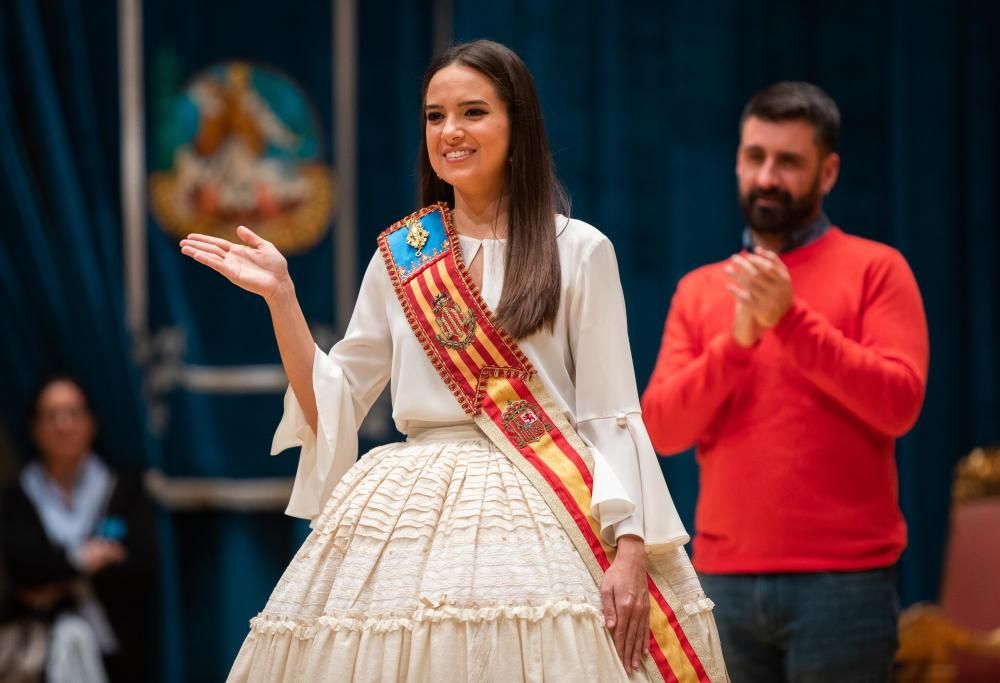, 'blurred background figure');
0,376,158,683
